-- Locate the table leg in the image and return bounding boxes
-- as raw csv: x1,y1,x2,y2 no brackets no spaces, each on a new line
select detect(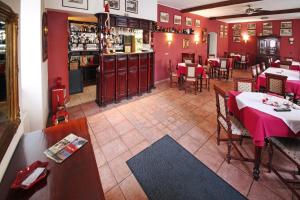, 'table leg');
253,146,262,180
